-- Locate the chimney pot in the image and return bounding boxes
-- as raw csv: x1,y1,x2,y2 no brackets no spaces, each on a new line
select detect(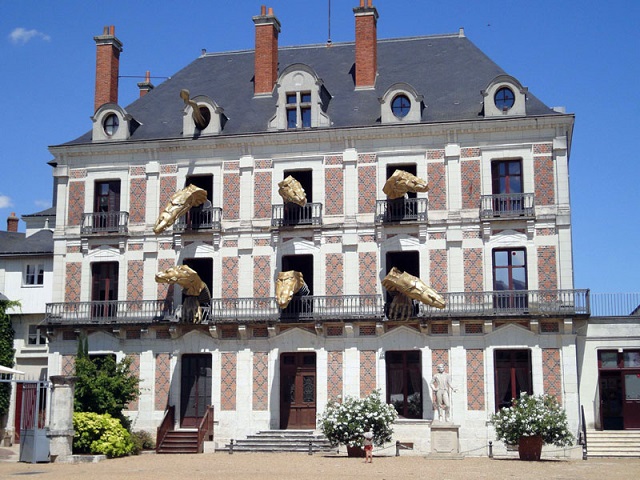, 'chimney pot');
7,212,19,233
261,5,266,15
137,70,154,98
